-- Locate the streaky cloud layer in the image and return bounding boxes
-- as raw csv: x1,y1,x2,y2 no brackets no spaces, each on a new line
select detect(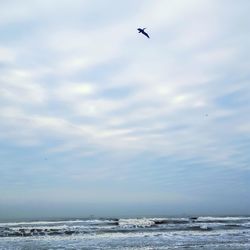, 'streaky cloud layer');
0,0,250,218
